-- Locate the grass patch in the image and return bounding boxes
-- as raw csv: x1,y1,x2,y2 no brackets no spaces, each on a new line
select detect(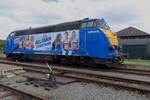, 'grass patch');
123,59,150,66
0,53,6,58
